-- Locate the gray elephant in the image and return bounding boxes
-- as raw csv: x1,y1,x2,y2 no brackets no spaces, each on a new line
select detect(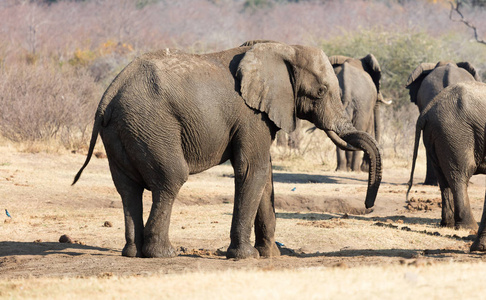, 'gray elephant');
406,61,481,185
329,54,389,172
73,42,382,259
407,81,486,230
